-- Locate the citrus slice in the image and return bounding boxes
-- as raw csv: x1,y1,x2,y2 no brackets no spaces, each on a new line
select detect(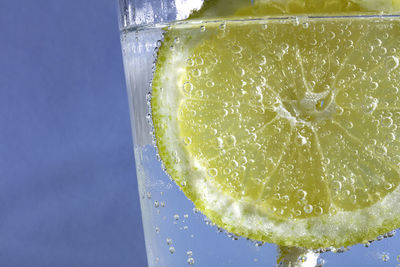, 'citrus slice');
189,0,400,18
151,15,400,249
